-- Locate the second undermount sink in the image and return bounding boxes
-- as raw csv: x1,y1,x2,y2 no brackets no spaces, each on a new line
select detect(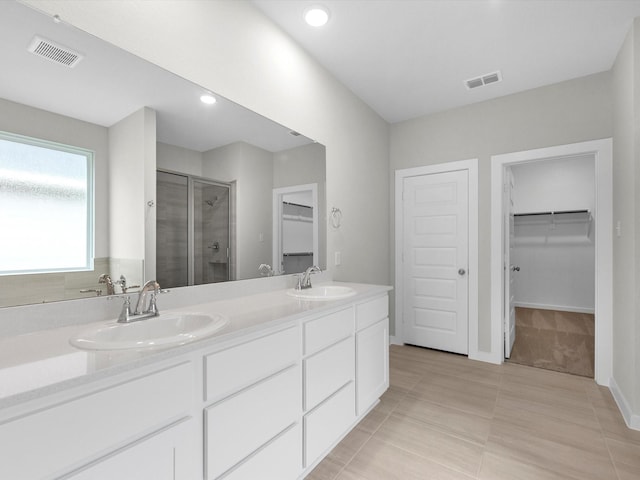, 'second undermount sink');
69,312,228,351
287,285,356,301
